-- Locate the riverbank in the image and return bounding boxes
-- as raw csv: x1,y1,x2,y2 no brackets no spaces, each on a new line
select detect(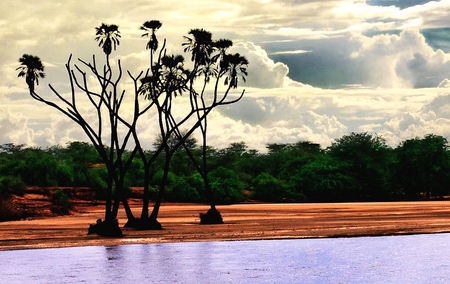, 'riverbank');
2,199,450,251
